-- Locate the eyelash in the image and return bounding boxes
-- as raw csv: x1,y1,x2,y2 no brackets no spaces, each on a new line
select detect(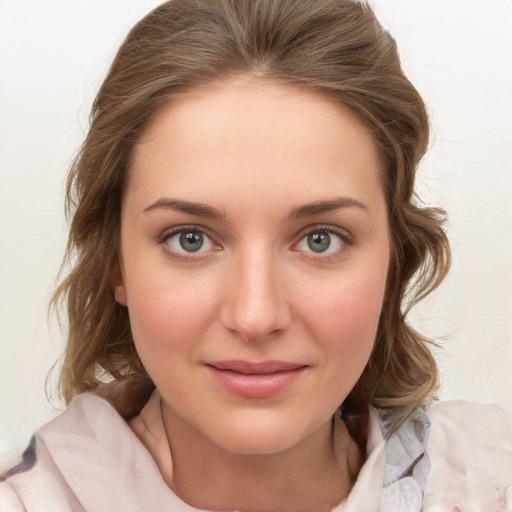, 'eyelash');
157,224,353,261
293,224,353,261
158,224,221,260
